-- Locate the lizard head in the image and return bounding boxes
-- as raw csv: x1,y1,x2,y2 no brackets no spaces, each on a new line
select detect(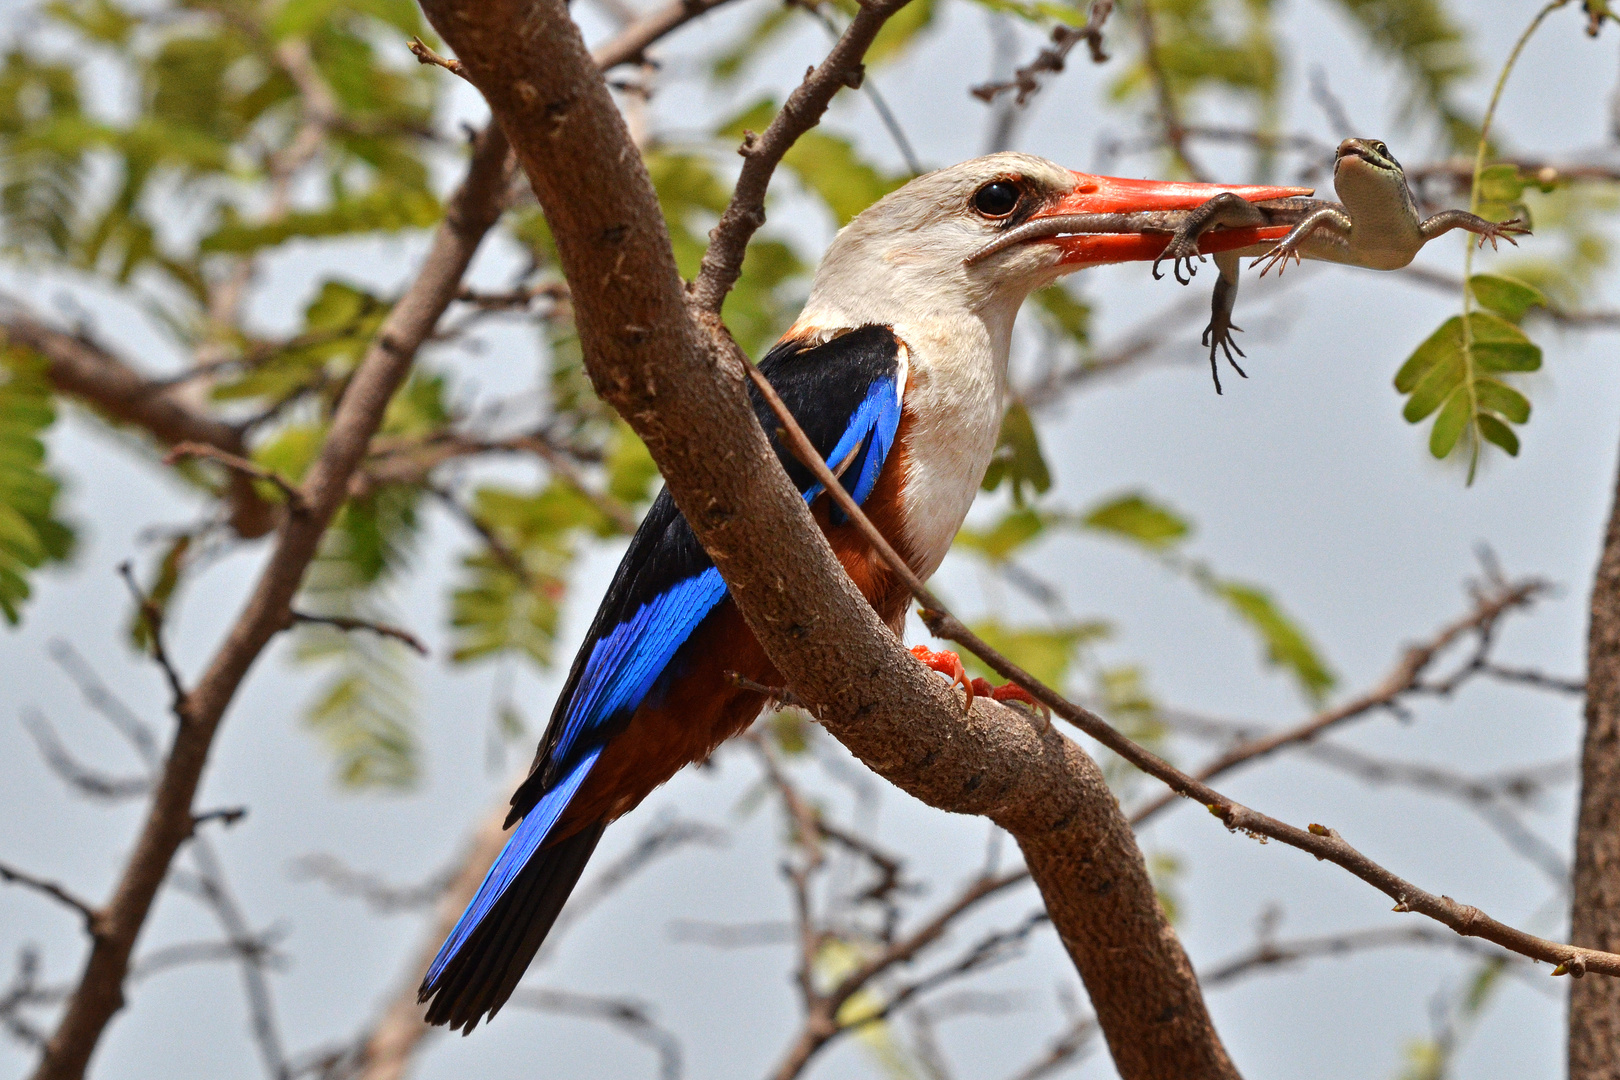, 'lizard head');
1333,138,1417,224
1335,138,1403,181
